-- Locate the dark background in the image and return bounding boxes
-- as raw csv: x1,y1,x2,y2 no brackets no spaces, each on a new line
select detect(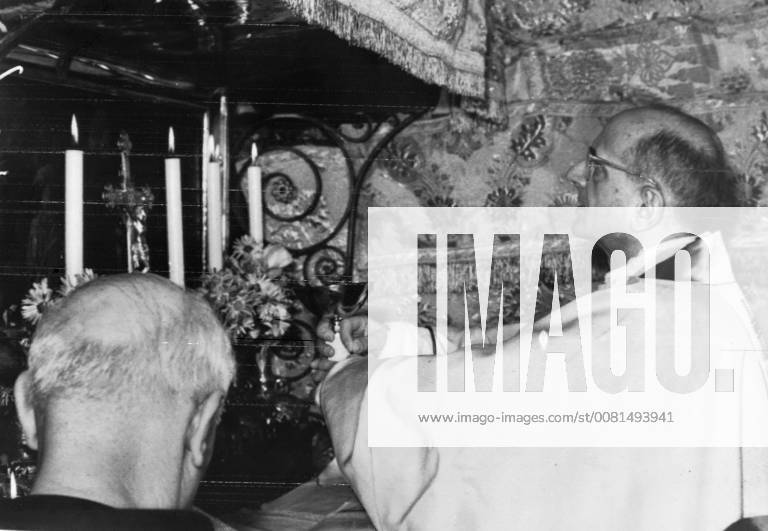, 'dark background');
0,0,438,515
